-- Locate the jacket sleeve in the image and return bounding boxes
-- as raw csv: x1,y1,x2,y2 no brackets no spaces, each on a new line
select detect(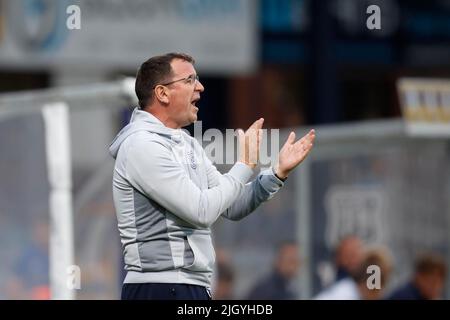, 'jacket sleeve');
203,152,285,221
125,138,253,228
